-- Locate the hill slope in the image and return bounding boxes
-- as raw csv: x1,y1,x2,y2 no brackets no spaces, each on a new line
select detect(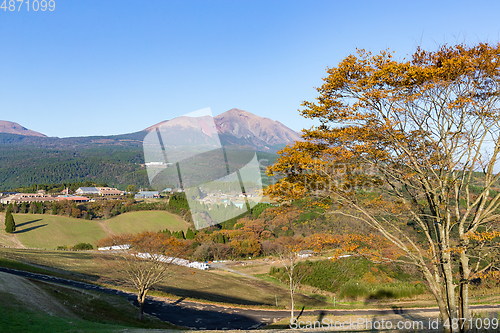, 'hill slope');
0,121,47,137
0,212,190,249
